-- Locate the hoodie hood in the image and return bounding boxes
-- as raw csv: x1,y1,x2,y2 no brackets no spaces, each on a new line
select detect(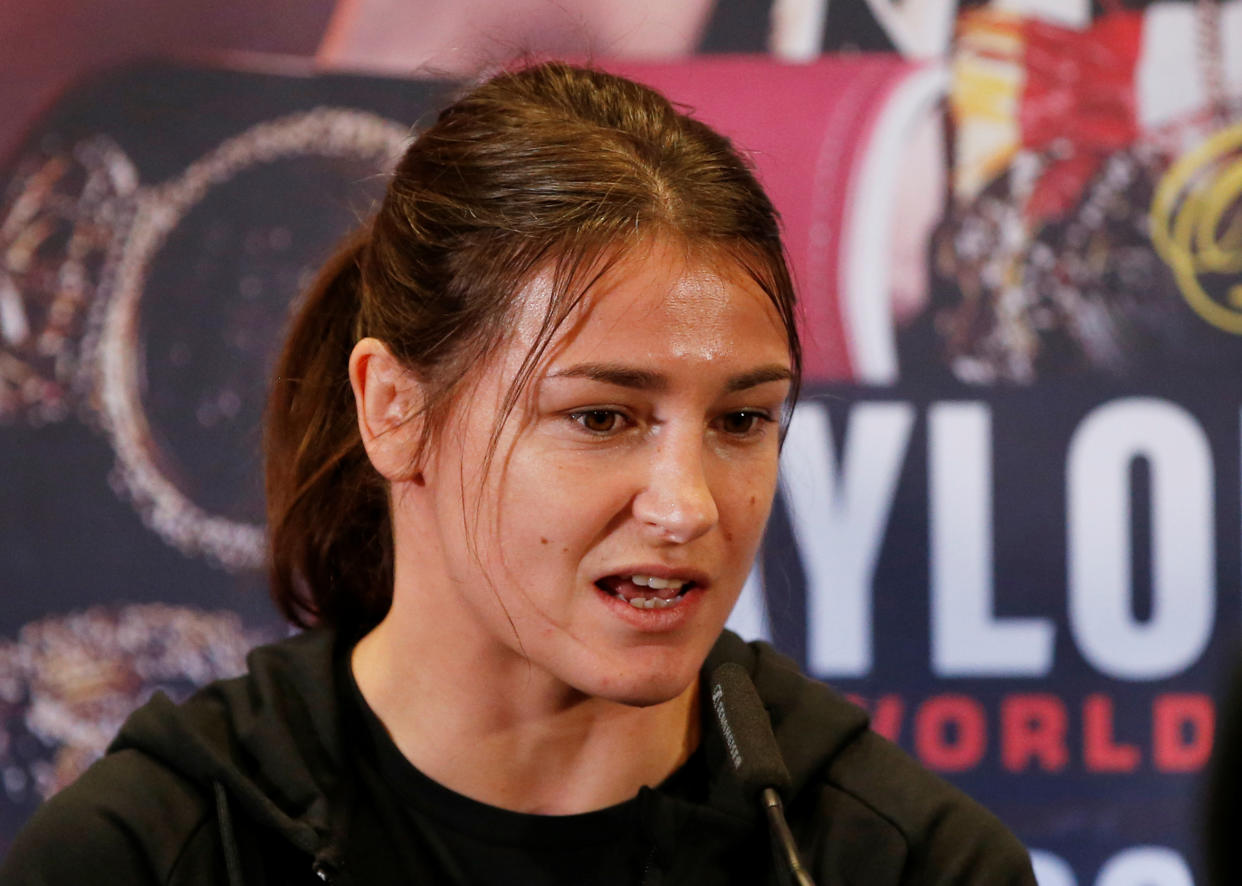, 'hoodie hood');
109,630,348,866
105,629,870,882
